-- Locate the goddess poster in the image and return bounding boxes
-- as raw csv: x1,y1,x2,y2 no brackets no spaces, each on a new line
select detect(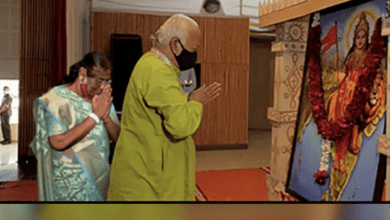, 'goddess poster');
286,0,387,201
